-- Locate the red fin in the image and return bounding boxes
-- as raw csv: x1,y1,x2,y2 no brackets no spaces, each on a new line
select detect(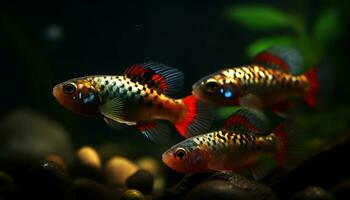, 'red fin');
273,124,288,166
224,115,260,133
175,95,213,137
137,122,156,132
253,47,303,74
304,68,319,107
223,108,269,134
124,62,184,95
253,52,290,71
137,122,170,143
